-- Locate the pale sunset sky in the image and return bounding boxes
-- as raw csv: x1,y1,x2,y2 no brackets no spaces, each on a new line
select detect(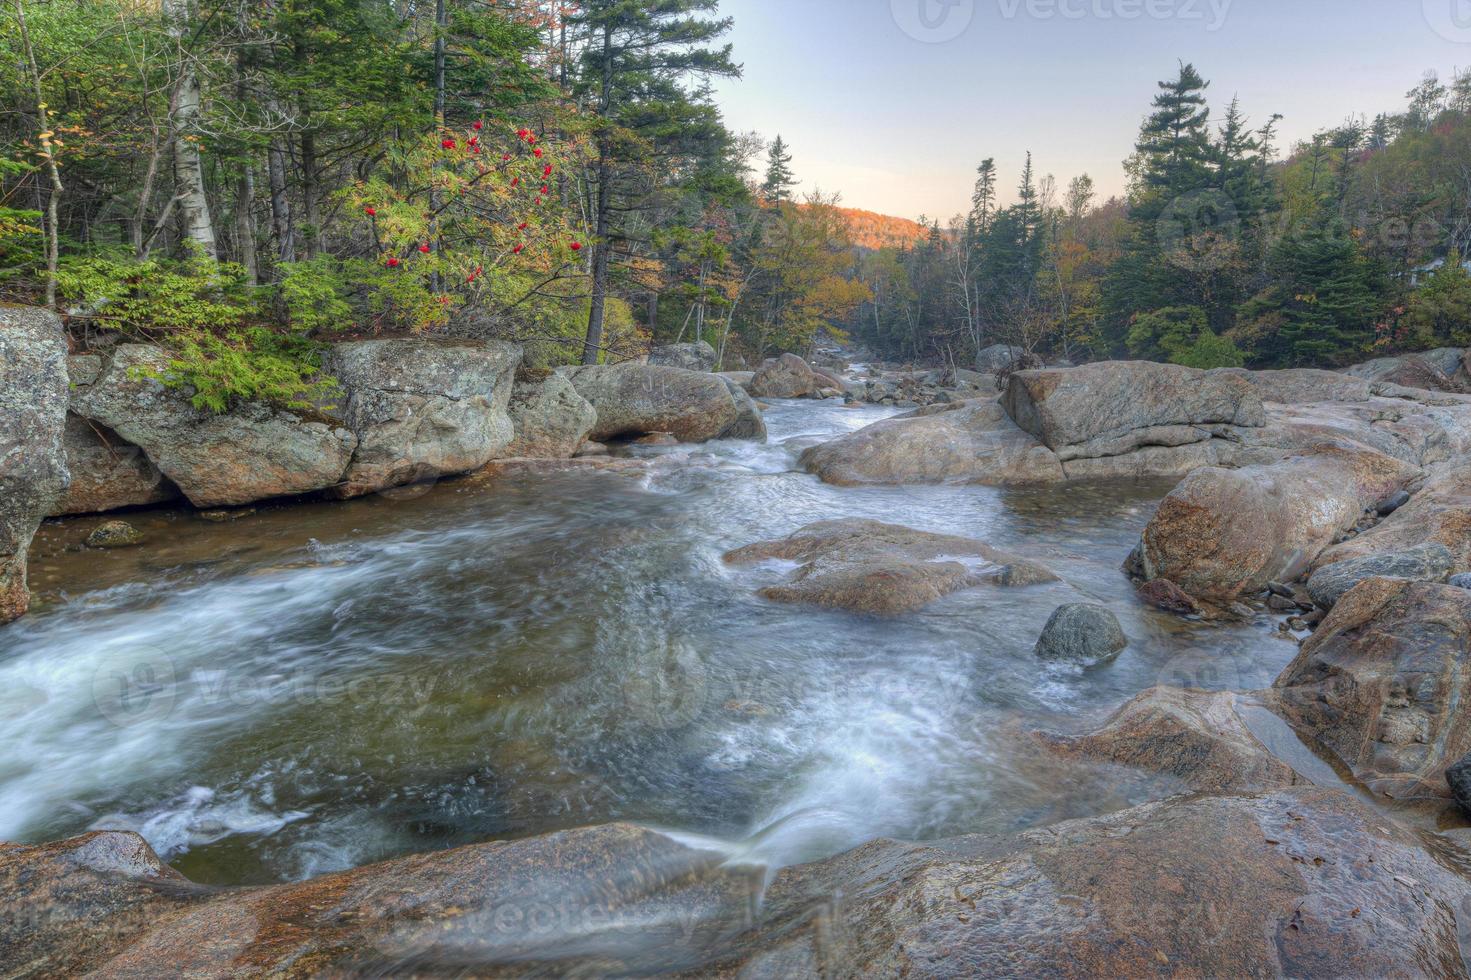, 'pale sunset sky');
712,0,1471,220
